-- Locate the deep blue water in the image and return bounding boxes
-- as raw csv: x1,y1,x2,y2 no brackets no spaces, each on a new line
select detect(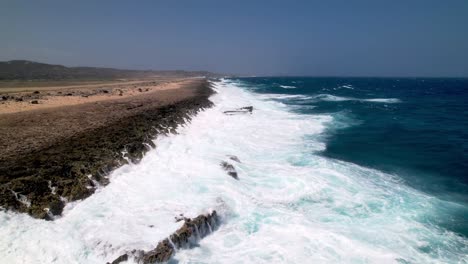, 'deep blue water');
235,77,468,236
